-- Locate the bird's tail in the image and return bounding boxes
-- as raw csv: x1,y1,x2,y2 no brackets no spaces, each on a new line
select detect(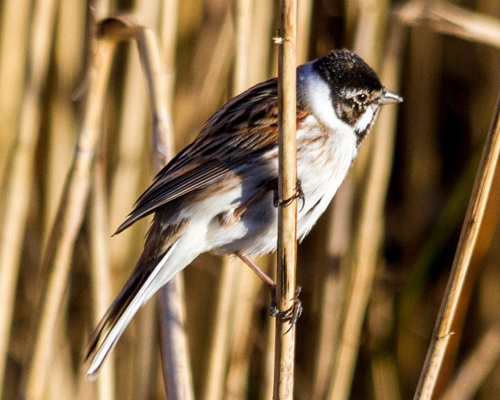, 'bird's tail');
85,239,180,379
